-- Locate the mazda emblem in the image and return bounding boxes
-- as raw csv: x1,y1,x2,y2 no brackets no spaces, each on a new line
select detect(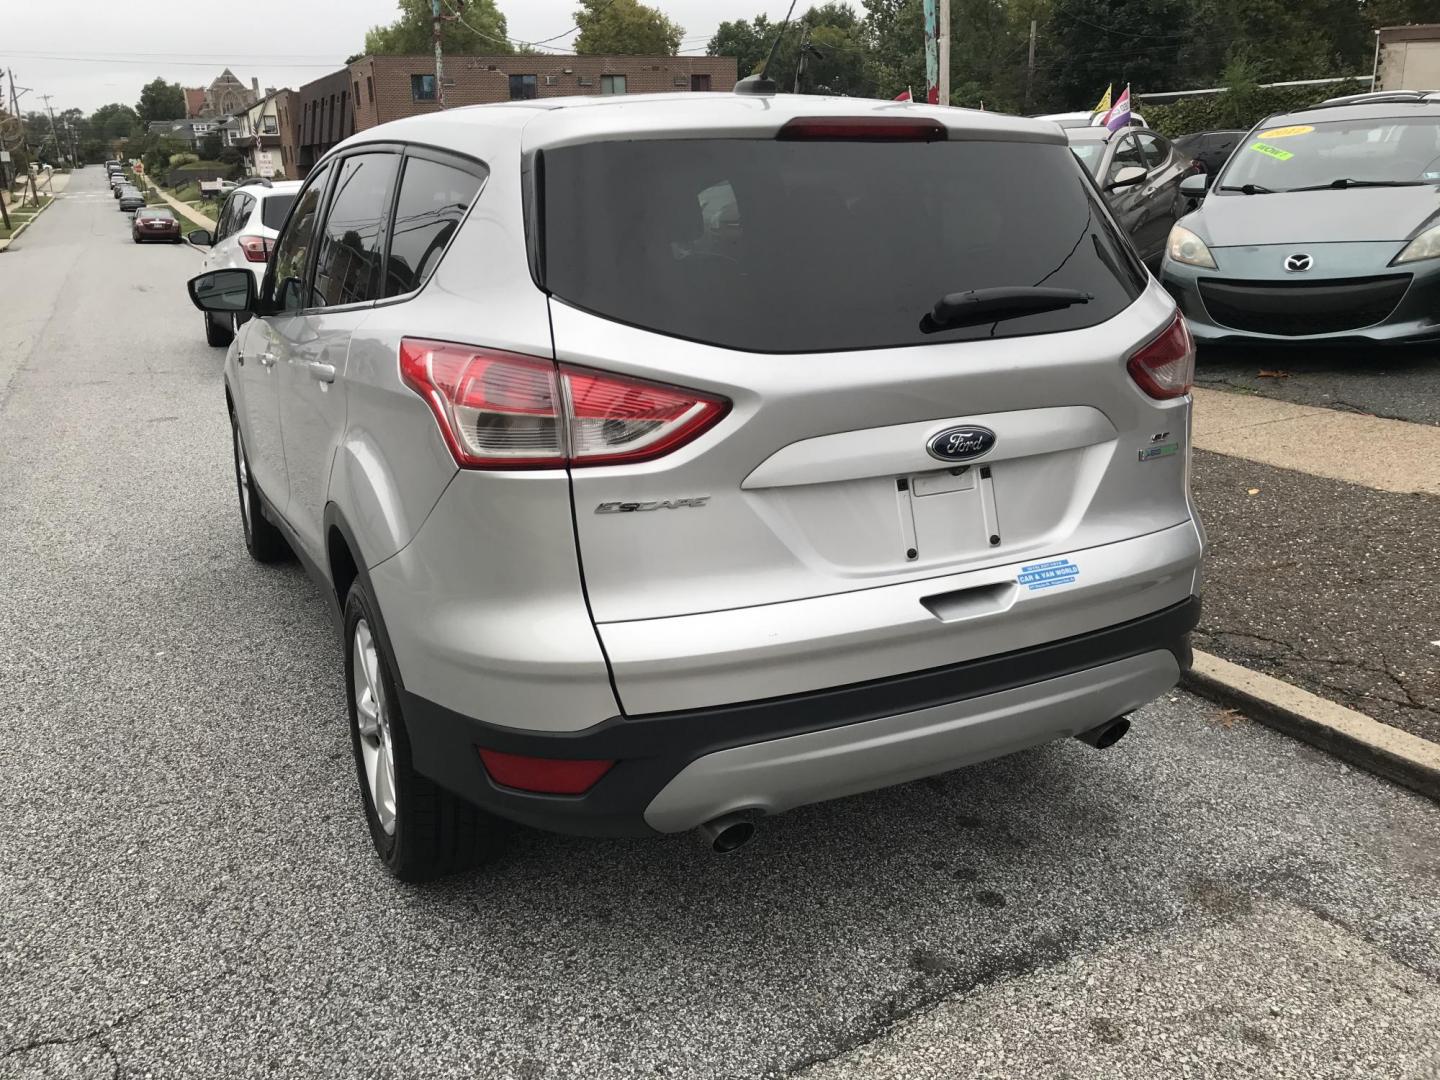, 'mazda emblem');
926,425,996,463
1284,253,1313,273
